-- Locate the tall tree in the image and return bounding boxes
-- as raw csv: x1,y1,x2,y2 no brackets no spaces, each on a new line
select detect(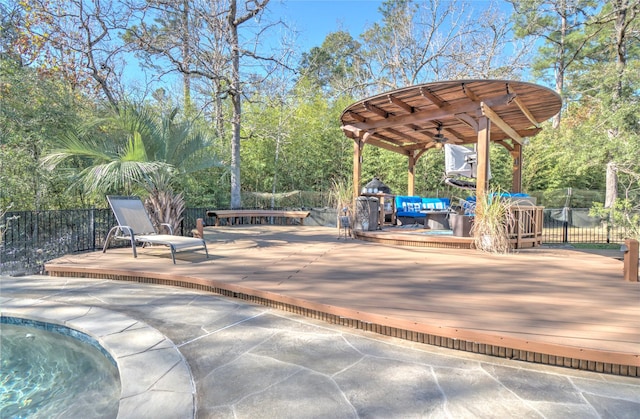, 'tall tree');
592,0,639,208
0,58,85,210
127,0,290,208
508,0,600,127
298,31,366,99
125,0,195,113
609,0,640,99
13,0,134,108
520,1,639,215
361,0,529,91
